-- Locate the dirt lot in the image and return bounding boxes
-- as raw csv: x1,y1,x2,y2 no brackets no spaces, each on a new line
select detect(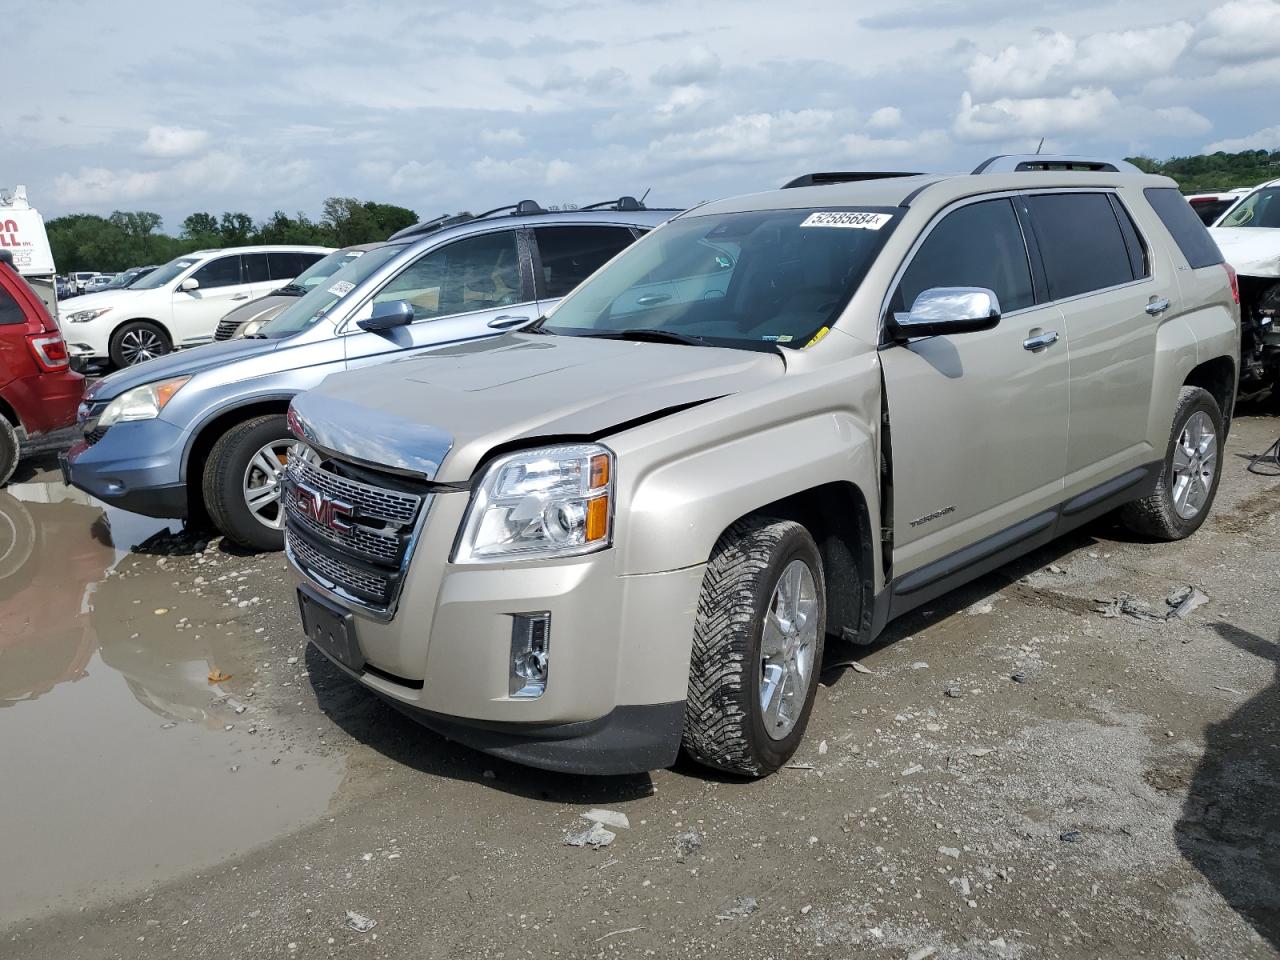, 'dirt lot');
2,412,1277,960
